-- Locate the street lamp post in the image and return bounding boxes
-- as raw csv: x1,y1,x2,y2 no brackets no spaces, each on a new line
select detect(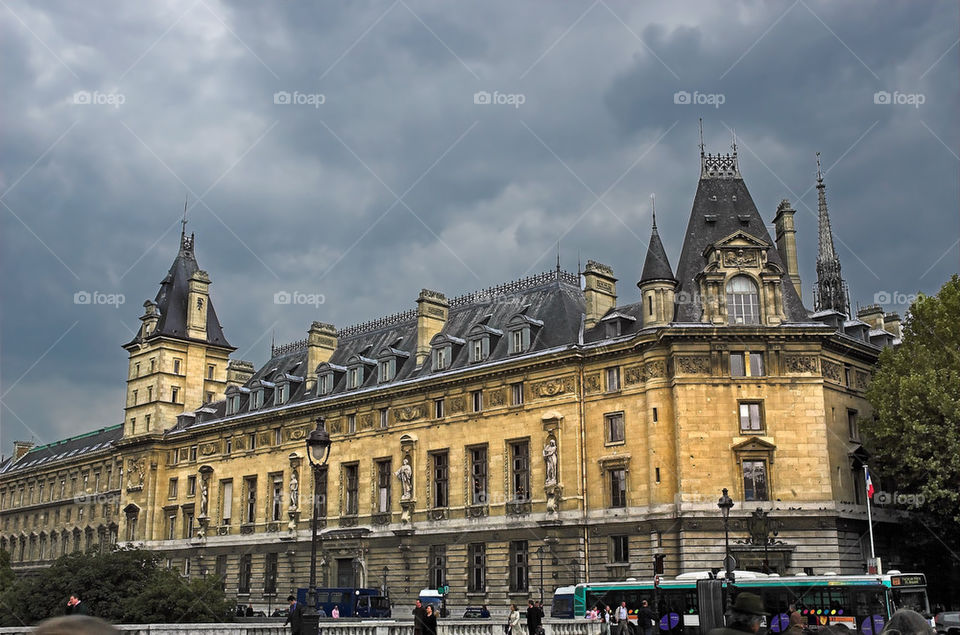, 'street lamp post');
302,417,331,635
536,546,545,605
748,507,782,574
717,488,734,582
